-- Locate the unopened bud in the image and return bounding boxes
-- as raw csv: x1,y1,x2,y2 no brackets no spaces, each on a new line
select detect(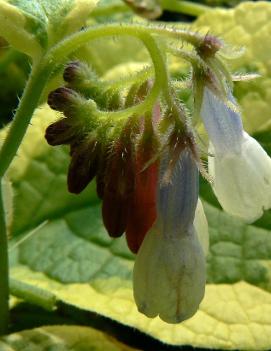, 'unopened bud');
45,119,75,146
126,115,160,253
197,34,222,58
47,87,80,116
102,137,135,237
64,61,98,86
63,61,82,83
68,139,100,194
